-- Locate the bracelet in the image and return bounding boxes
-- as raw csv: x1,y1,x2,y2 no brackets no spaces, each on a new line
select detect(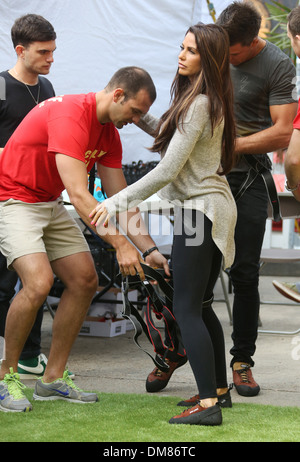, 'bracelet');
285,180,299,192
142,246,158,259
